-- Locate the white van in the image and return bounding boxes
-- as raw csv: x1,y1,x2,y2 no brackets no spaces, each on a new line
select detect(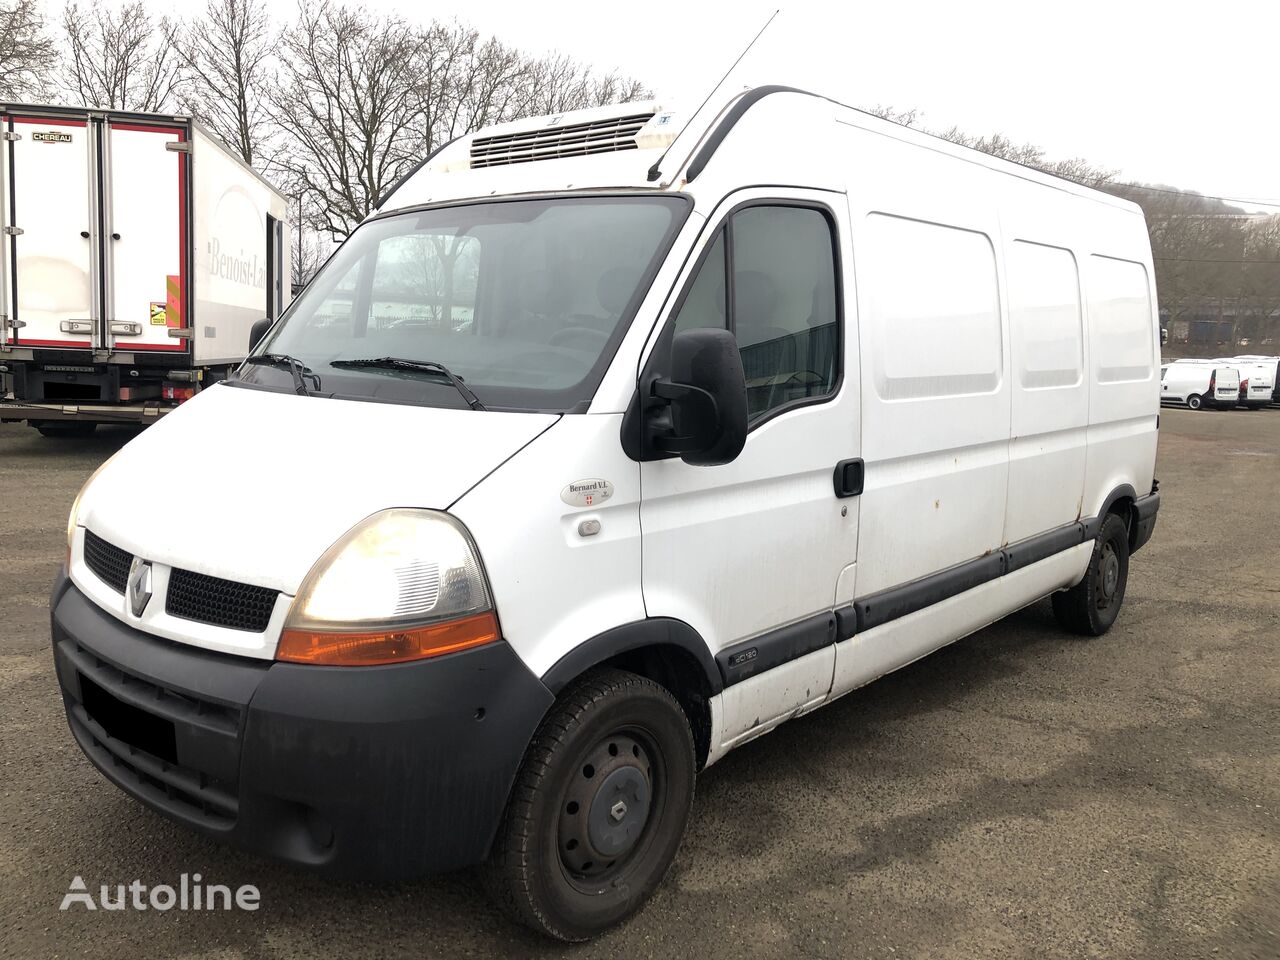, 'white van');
52,87,1161,940
1232,355,1280,404
1162,360,1241,409
1220,358,1276,408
